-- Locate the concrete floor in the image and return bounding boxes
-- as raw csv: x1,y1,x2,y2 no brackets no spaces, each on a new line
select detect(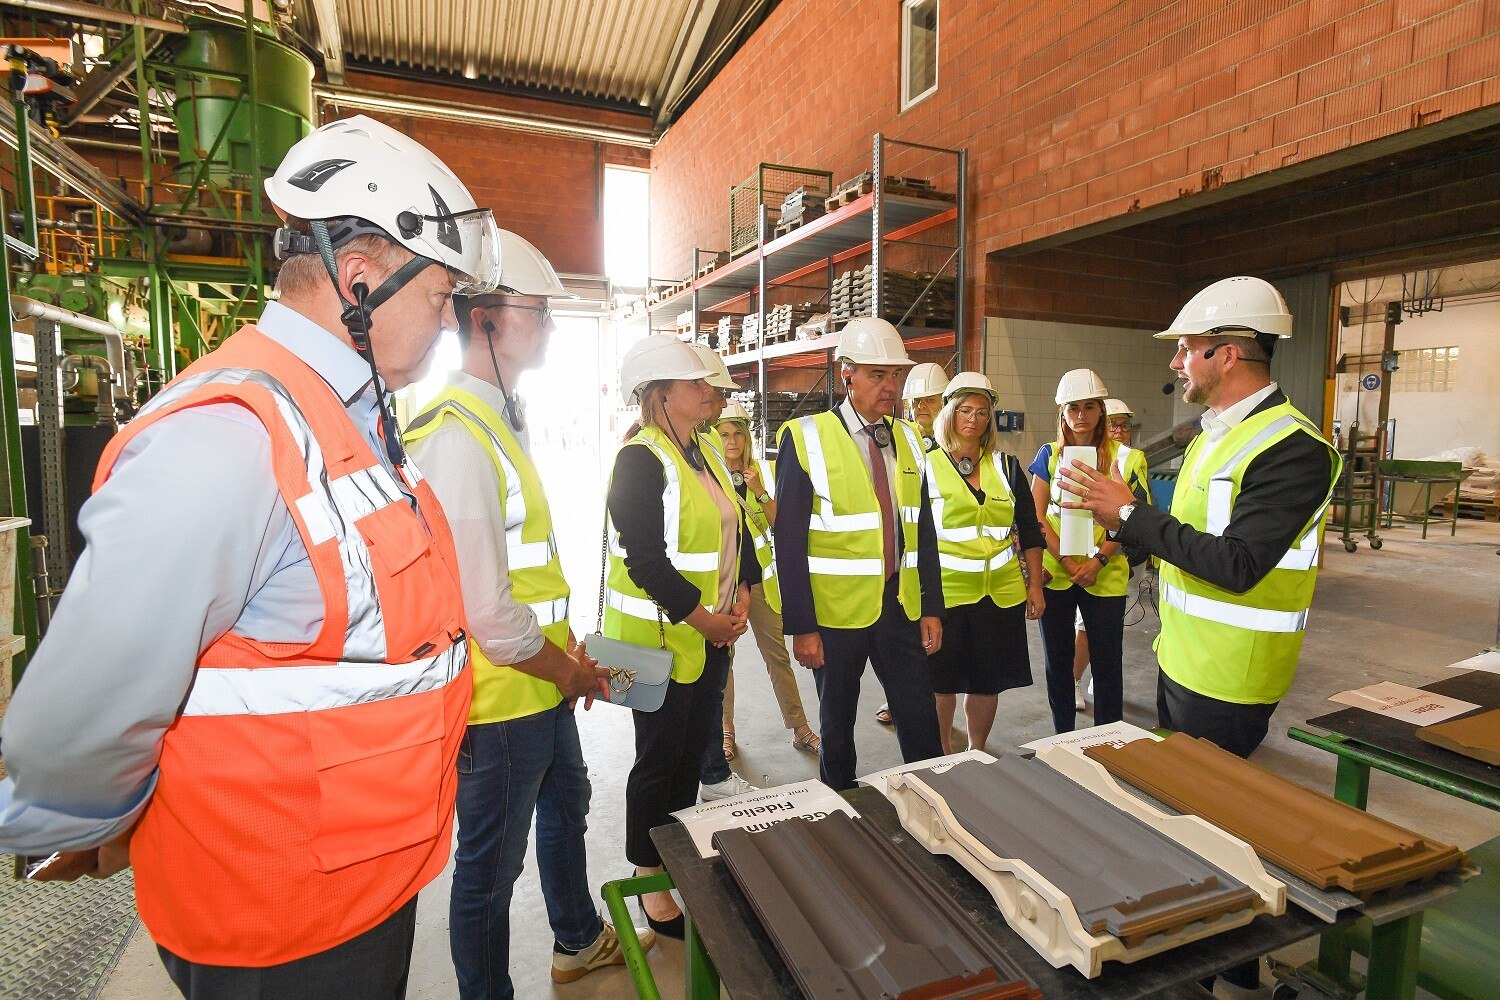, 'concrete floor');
98,517,1500,999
